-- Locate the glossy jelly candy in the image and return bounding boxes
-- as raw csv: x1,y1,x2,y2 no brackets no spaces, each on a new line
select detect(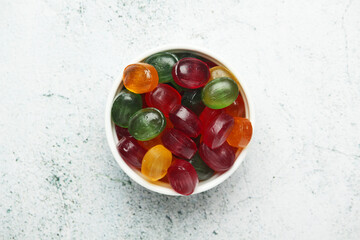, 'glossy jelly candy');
128,108,166,141
145,84,181,117
209,66,237,82
189,152,214,181
181,89,205,115
115,125,131,140
167,158,198,195
169,105,201,138
227,117,253,148
141,145,172,181
144,52,178,83
162,128,197,159
123,63,159,94
172,58,210,89
225,94,245,118
111,89,142,128
117,136,146,169
199,107,224,129
203,111,234,149
202,77,239,109
199,142,235,172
